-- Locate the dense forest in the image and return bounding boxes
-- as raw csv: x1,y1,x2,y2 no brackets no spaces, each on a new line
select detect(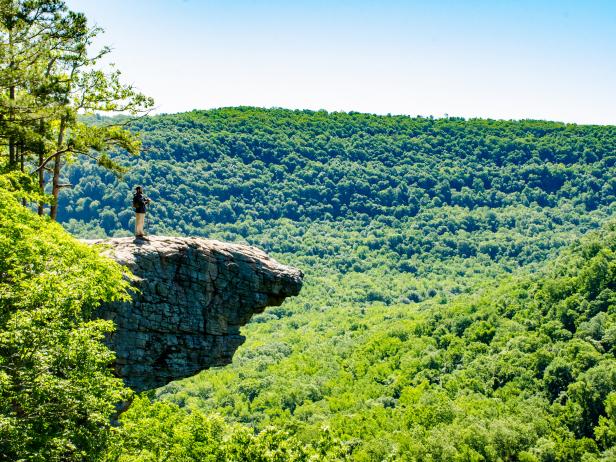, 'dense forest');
61,108,615,301
55,108,616,460
3,0,613,460
156,222,616,461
